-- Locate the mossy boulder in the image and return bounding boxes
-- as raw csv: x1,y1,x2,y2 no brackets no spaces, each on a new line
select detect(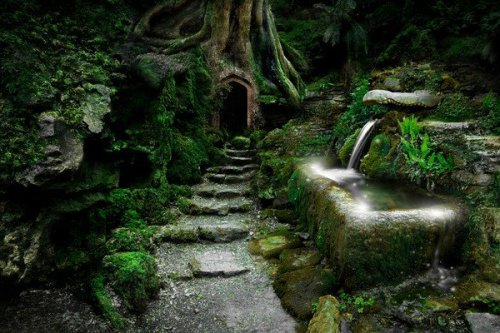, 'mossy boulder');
338,129,360,167
359,133,398,179
273,267,336,319
249,231,302,258
435,93,477,121
279,248,322,273
231,136,251,149
454,276,500,312
307,295,341,333
106,227,156,254
103,251,160,313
